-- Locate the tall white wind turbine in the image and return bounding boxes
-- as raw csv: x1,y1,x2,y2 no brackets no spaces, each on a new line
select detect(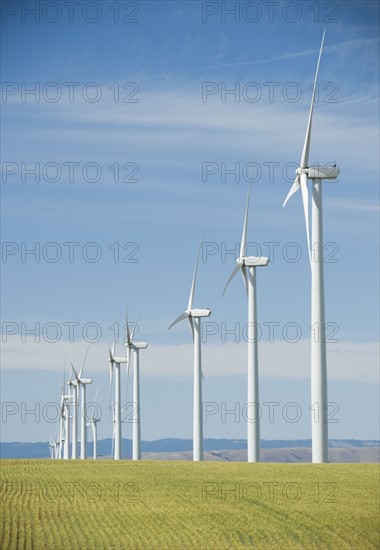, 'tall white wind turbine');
87,389,101,460
71,350,92,460
125,310,148,461
283,31,339,464
222,184,269,463
108,343,128,460
168,239,211,462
